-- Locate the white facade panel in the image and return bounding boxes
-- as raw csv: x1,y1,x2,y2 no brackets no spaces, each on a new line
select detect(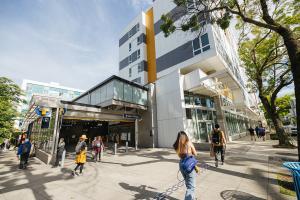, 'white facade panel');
153,0,176,23
156,70,185,147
